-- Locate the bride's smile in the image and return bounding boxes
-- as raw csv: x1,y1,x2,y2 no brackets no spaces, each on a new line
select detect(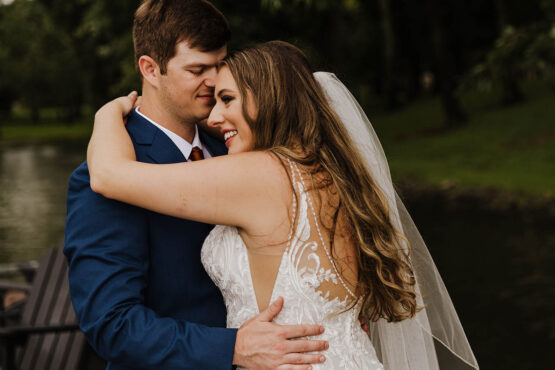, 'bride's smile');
84,39,479,370
223,129,238,144
208,67,255,154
